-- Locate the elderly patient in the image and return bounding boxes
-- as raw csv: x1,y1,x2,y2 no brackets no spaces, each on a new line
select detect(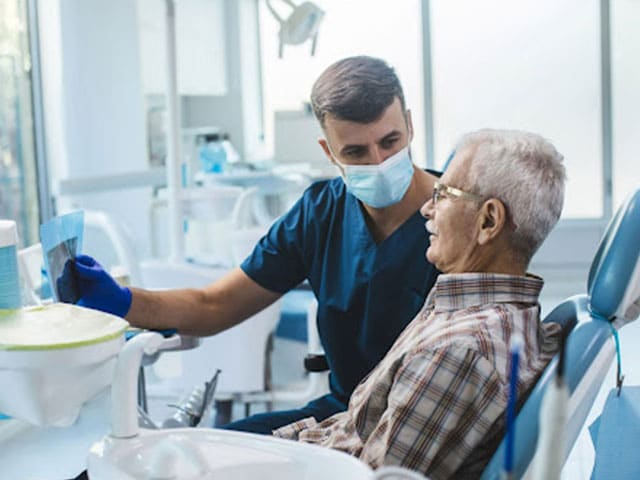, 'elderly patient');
273,129,566,479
